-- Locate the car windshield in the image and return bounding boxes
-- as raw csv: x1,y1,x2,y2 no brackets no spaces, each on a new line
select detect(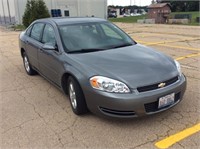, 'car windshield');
59,21,135,53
